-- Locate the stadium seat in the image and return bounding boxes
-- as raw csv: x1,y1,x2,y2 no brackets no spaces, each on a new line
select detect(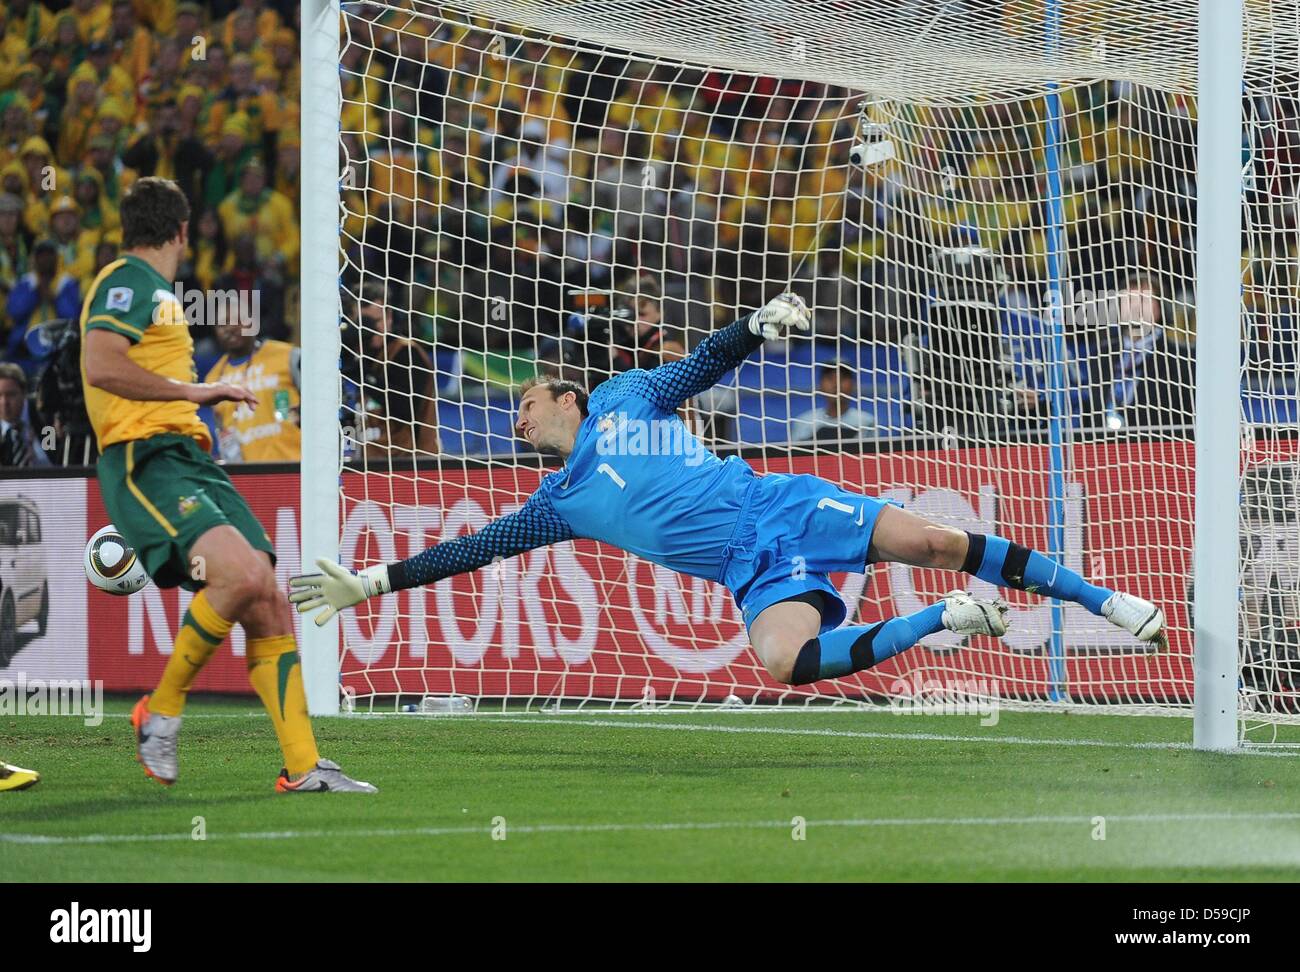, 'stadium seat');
437,397,521,457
